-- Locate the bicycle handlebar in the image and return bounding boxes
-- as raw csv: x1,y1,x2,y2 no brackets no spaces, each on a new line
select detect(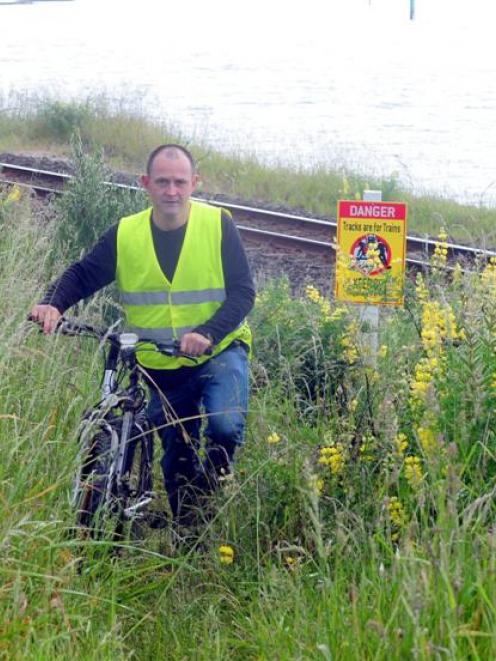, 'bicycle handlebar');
28,315,213,358
29,315,186,357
